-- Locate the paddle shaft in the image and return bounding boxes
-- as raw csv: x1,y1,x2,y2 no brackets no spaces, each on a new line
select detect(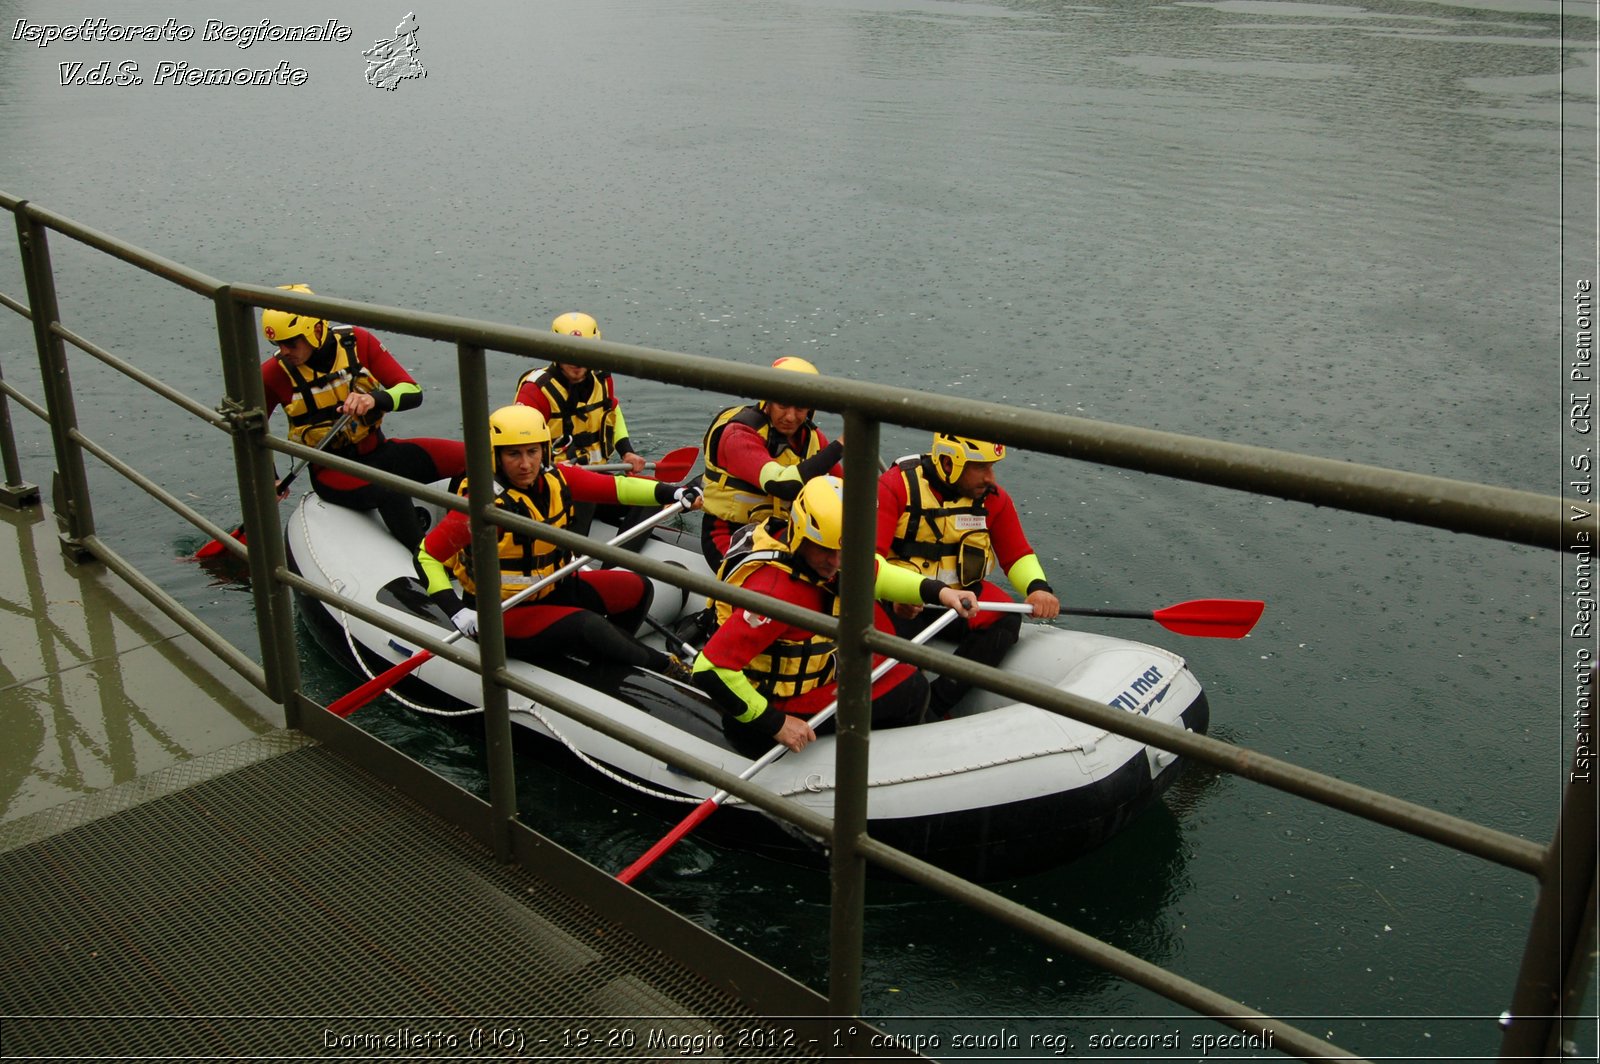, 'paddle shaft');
585,462,651,472
640,612,698,659
616,607,960,884
326,498,690,717
276,410,357,494
976,596,1264,638
579,446,698,480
